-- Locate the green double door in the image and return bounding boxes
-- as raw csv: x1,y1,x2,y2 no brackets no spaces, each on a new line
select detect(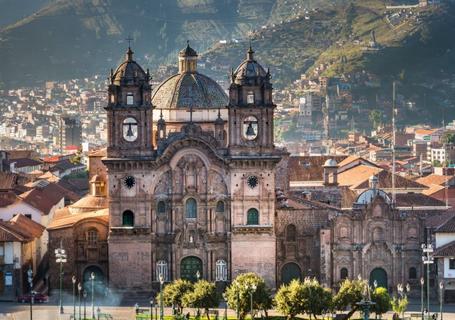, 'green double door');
180,256,202,282
369,267,388,289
